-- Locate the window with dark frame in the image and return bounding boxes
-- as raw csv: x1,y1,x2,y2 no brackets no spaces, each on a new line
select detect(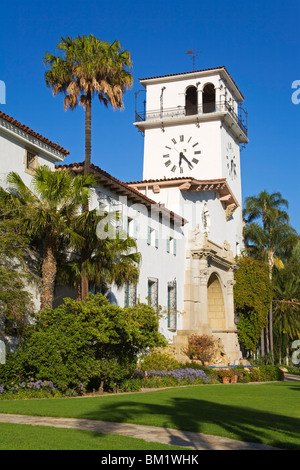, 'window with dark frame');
25,151,38,173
